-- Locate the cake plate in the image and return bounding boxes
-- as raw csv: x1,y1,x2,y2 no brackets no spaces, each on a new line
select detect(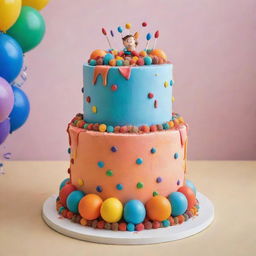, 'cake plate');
42,192,214,245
